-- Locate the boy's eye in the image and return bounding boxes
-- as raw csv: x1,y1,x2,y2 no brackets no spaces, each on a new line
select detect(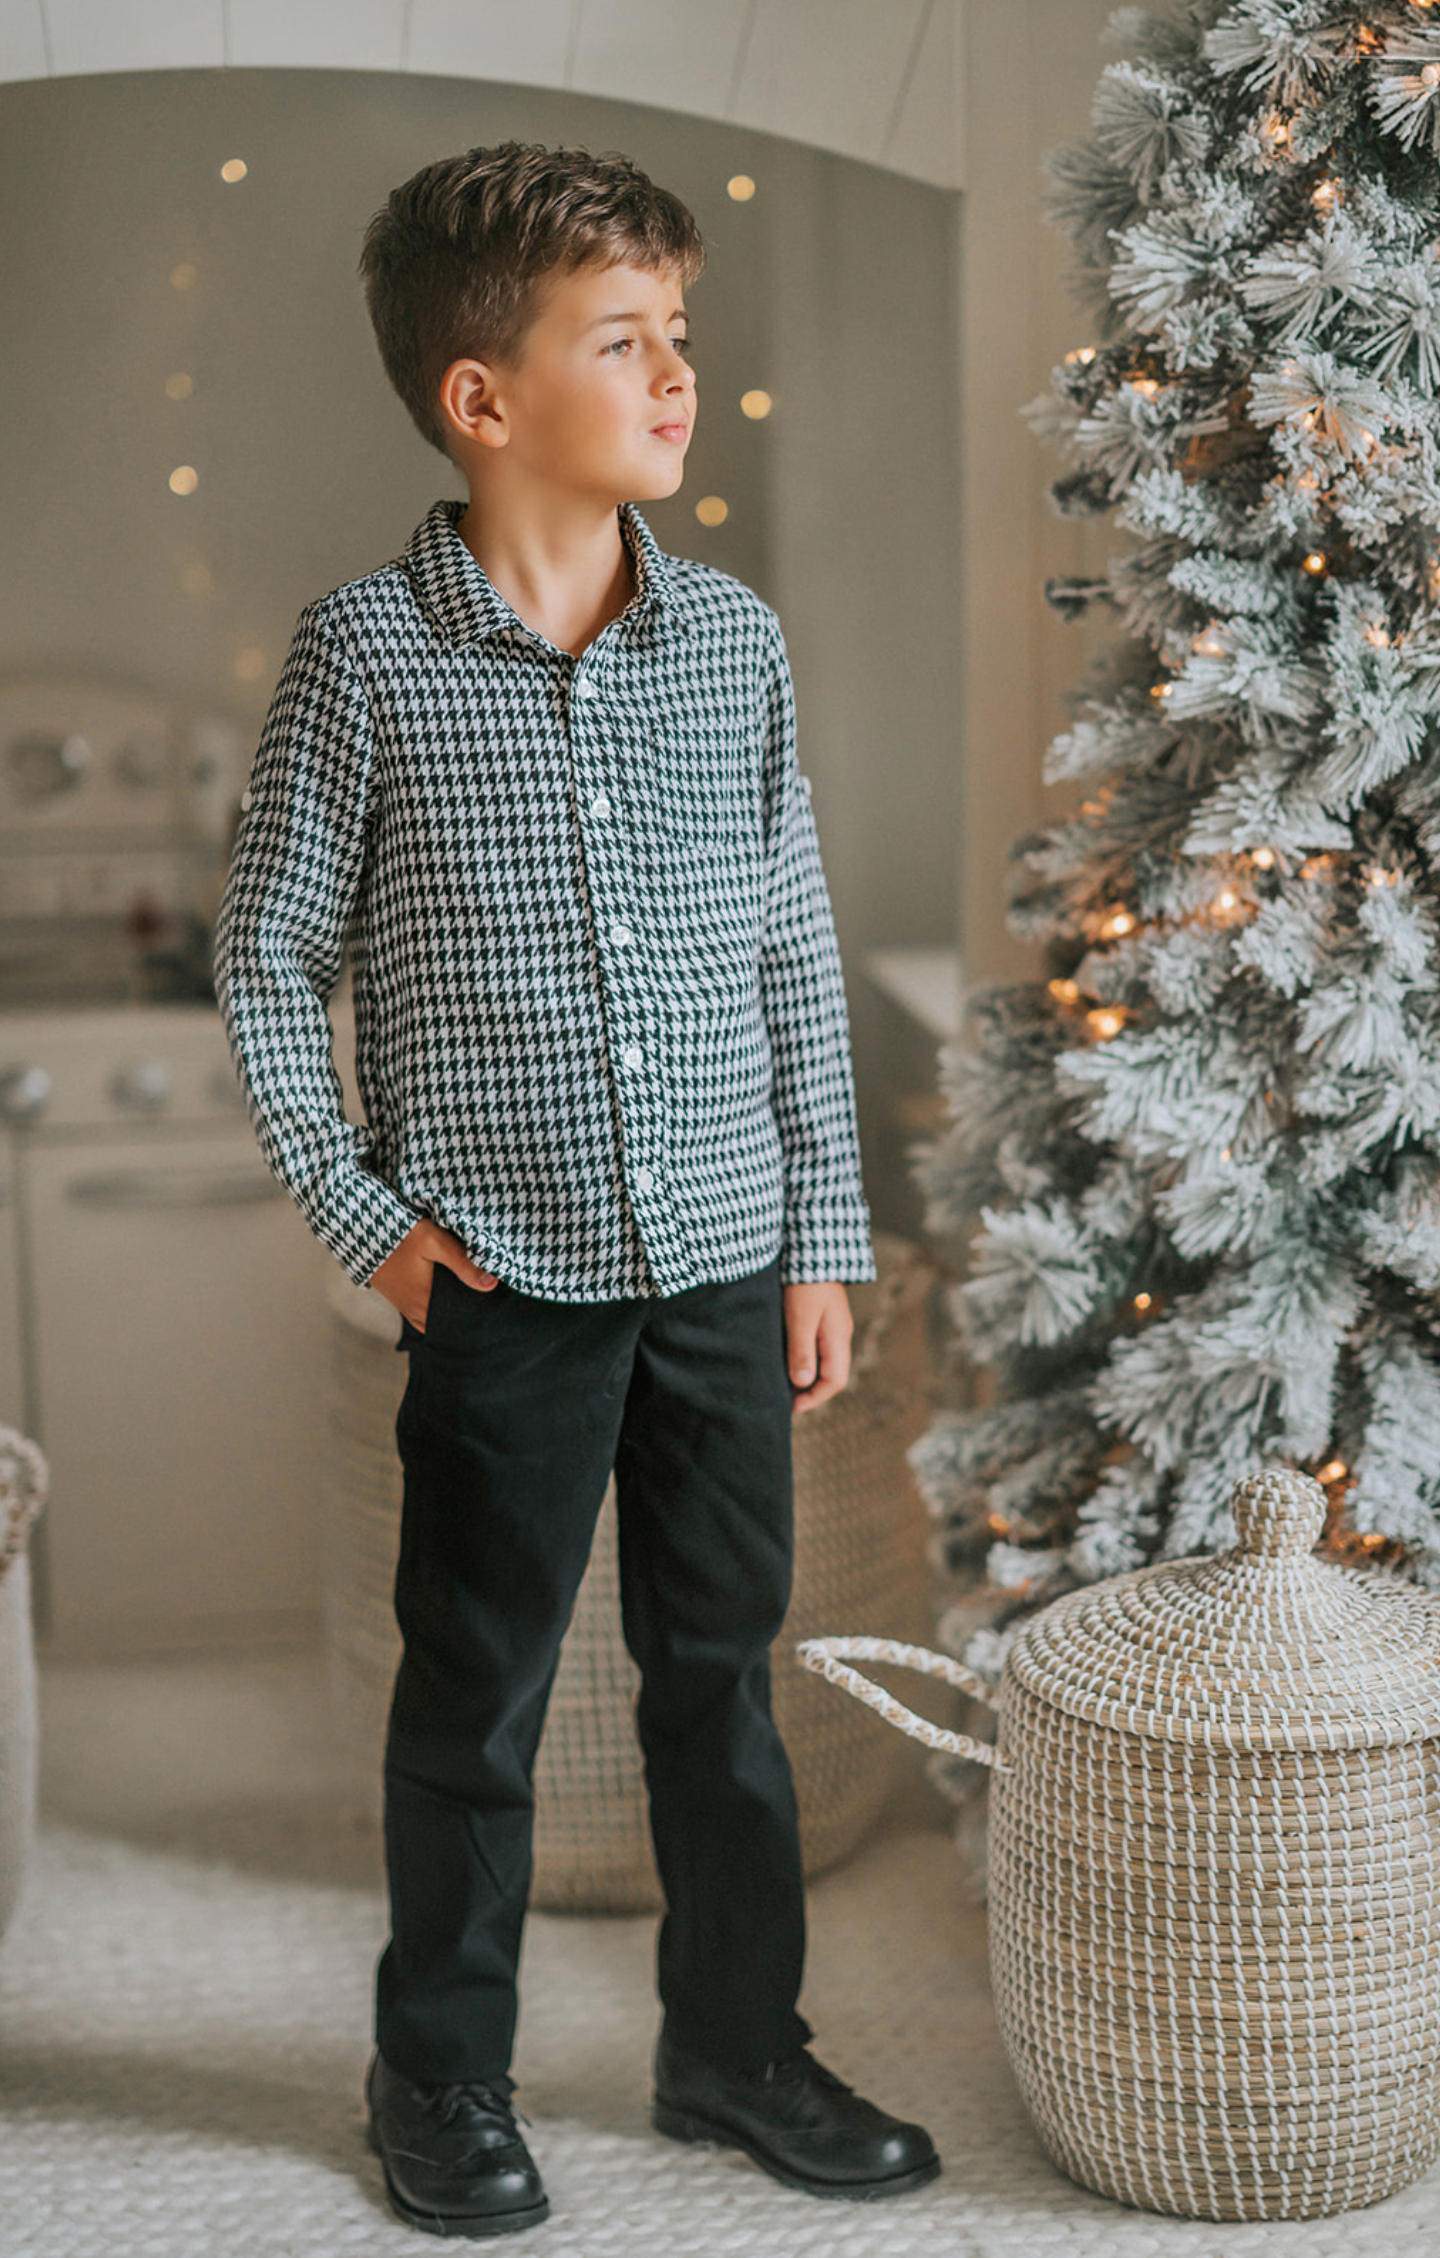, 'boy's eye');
672,335,692,355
